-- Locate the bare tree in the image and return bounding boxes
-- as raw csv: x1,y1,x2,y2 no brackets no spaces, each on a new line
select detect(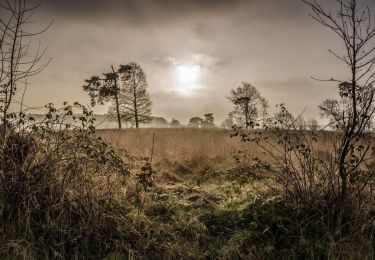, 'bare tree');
304,0,375,236
319,98,346,129
295,115,307,131
307,118,319,131
83,65,123,129
112,63,152,128
228,82,266,129
0,0,51,138
319,82,374,131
